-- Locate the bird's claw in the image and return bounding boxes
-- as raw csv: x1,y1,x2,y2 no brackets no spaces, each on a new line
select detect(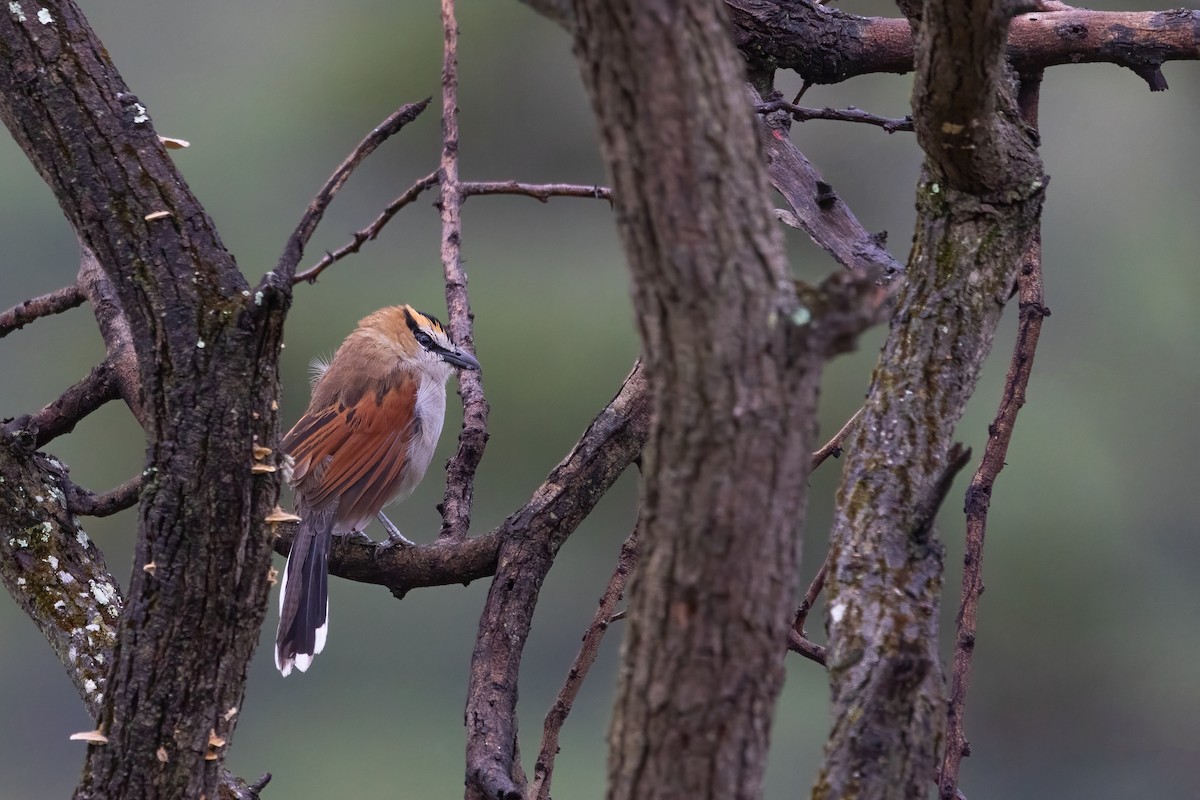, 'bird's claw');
374,531,416,558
